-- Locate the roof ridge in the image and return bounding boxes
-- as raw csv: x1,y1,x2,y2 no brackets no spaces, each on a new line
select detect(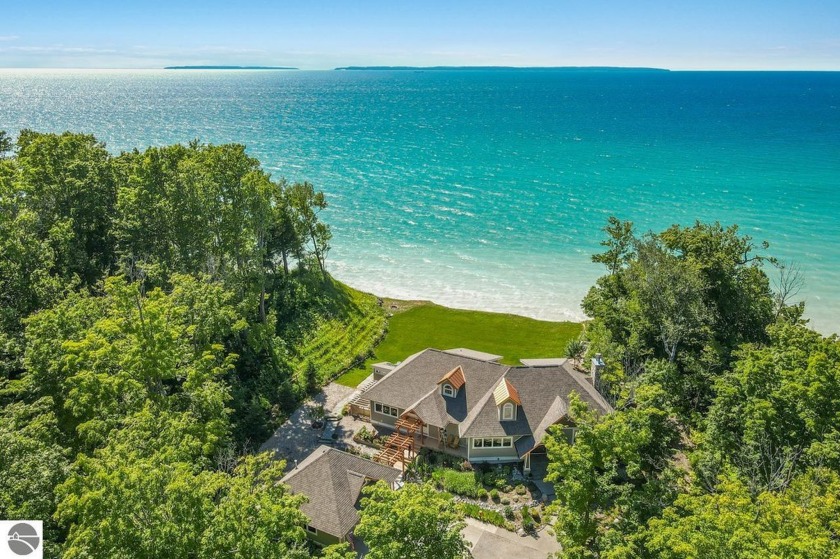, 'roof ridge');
427,347,509,367
457,366,511,435
564,364,614,412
